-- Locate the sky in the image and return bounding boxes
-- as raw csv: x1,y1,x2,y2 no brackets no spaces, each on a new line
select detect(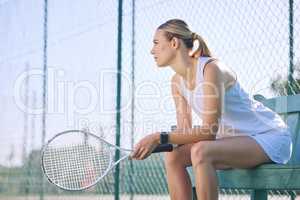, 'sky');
0,0,299,166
